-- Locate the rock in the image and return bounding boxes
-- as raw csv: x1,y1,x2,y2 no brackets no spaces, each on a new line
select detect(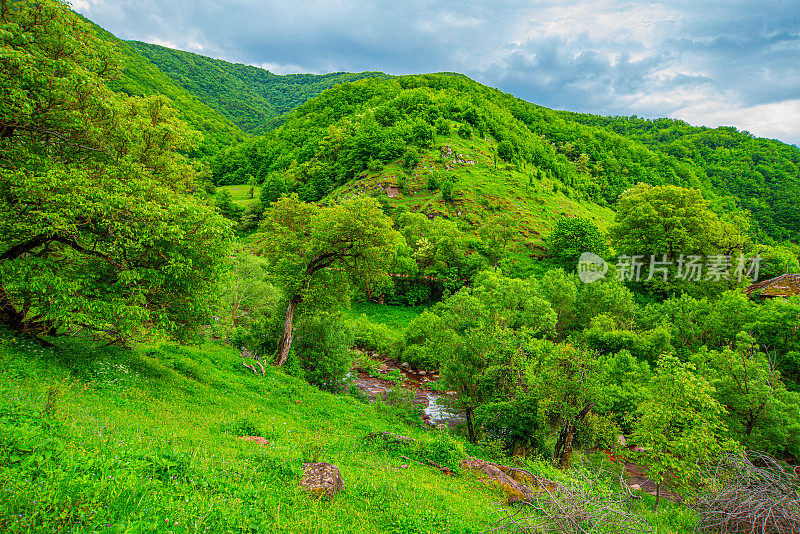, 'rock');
238,436,269,446
419,370,427,376
617,434,627,447
299,463,344,499
461,459,532,503
400,362,410,370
